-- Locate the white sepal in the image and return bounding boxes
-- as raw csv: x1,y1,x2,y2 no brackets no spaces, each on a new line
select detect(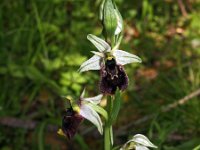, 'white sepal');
131,134,157,148
79,55,101,72
120,134,157,150
83,94,103,104
113,50,142,65
87,34,111,52
80,104,103,134
91,51,104,57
